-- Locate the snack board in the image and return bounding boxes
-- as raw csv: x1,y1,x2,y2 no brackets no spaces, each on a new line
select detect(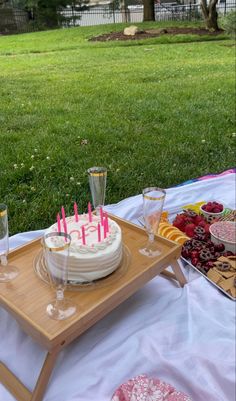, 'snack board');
139,201,236,300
